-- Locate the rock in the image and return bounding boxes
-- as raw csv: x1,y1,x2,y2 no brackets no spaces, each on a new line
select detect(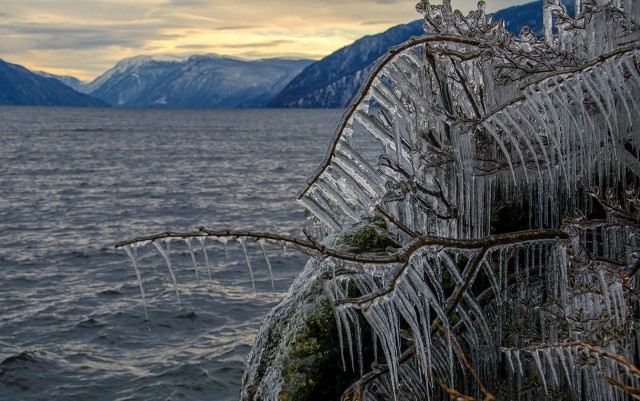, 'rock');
241,217,398,400
241,258,356,401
